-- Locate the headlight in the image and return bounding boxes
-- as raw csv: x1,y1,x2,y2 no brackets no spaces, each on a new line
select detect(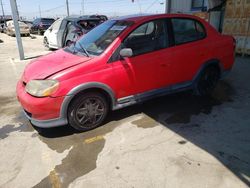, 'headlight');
25,80,59,97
